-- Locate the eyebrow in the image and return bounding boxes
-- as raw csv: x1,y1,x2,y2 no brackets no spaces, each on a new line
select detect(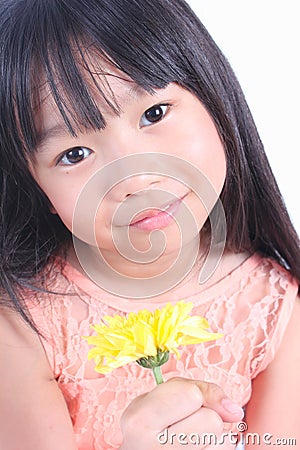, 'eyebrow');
35,84,153,151
36,123,72,150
